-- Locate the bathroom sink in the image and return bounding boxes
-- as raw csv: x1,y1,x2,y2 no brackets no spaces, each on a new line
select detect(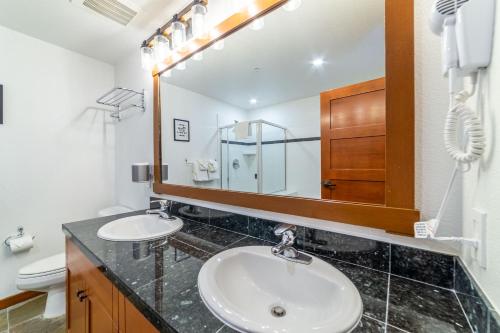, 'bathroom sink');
198,246,363,333
97,215,183,242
